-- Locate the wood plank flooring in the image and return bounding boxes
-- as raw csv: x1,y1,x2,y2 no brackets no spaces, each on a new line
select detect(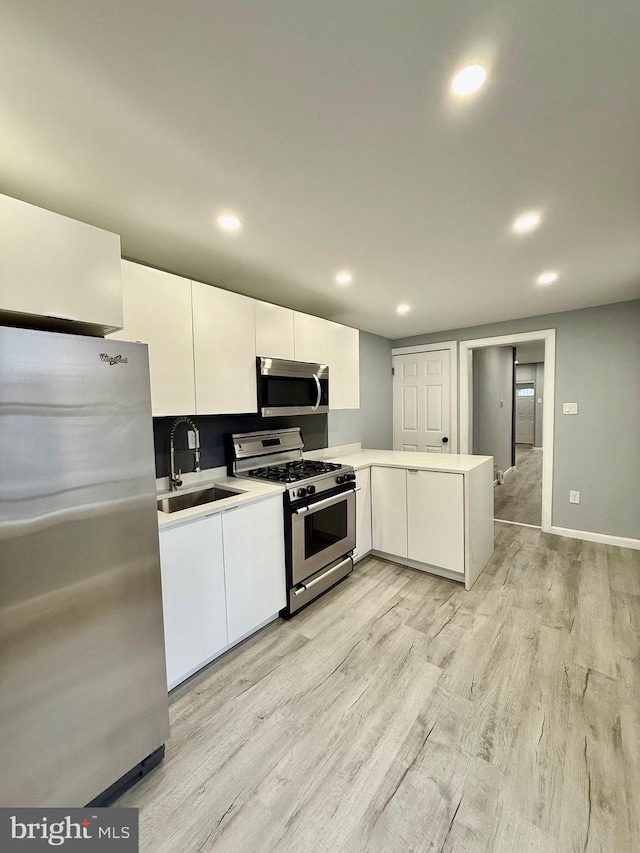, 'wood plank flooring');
115,525,640,852
494,445,542,526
